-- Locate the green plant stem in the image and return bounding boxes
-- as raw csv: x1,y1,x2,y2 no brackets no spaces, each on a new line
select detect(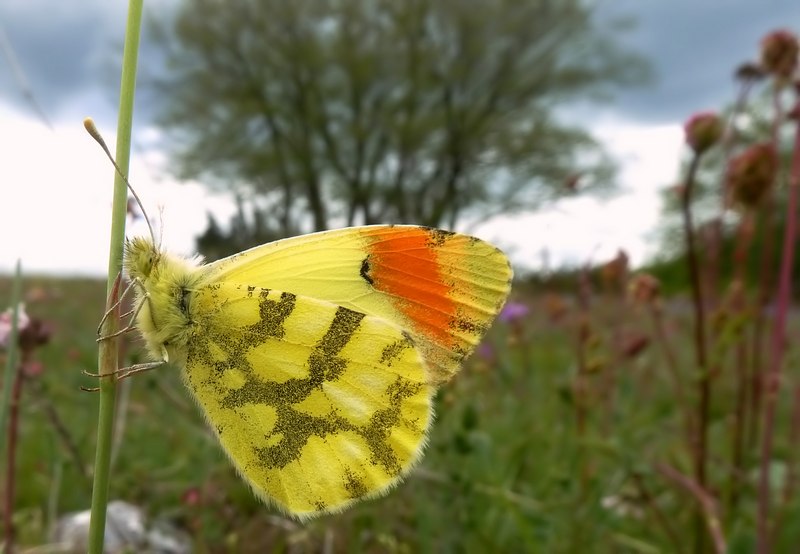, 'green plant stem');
87,1,143,552
680,152,712,554
630,471,682,553
756,101,800,554
0,260,22,441
648,305,693,451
